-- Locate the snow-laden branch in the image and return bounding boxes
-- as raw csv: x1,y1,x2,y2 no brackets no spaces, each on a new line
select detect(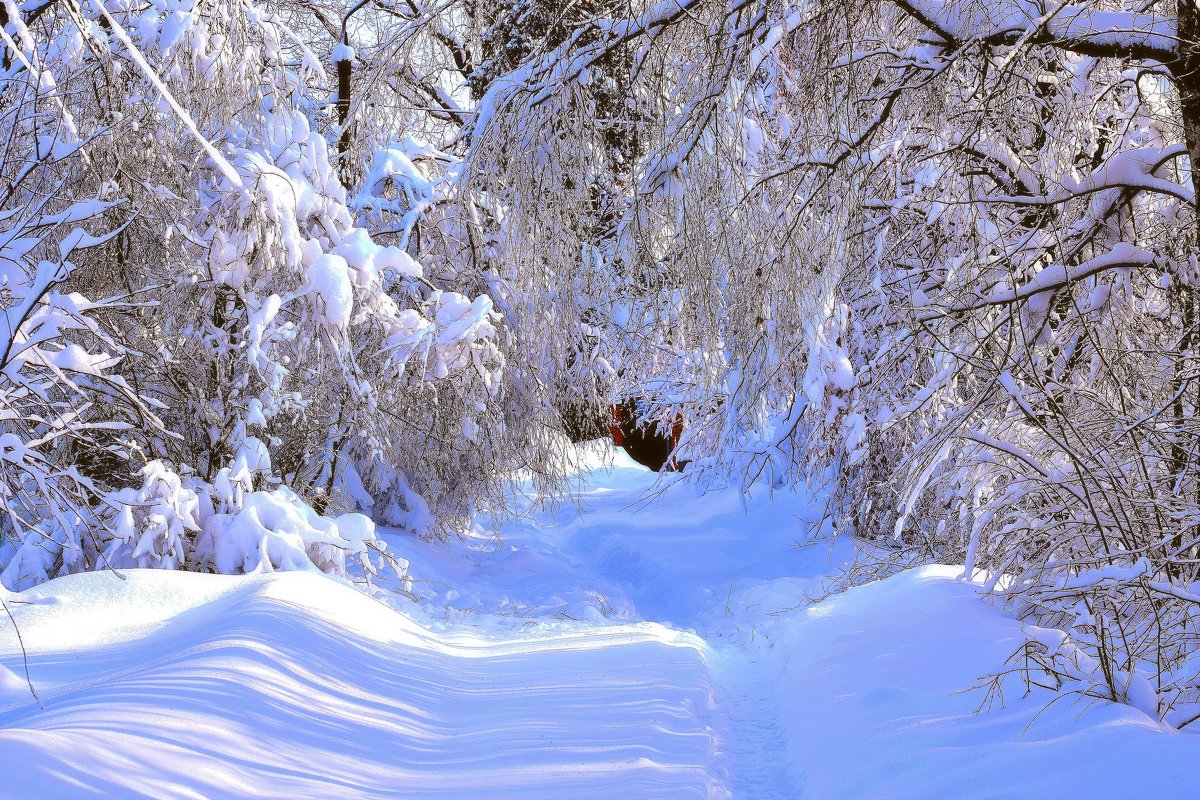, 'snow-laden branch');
891,0,1178,62
91,4,243,190
471,0,714,142
932,243,1158,315
983,144,1193,205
